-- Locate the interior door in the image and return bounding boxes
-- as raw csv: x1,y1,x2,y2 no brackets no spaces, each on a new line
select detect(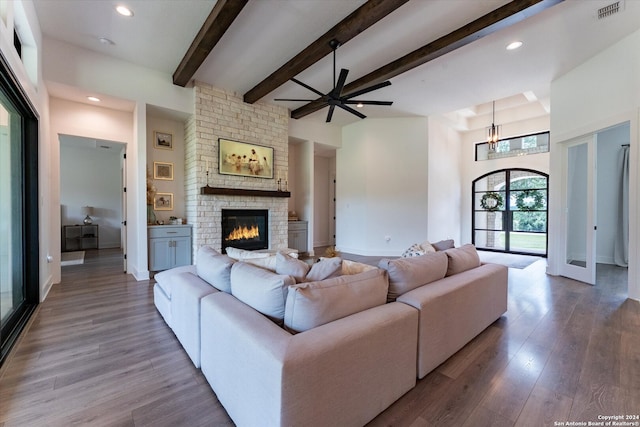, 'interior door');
561,137,596,285
121,148,127,273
